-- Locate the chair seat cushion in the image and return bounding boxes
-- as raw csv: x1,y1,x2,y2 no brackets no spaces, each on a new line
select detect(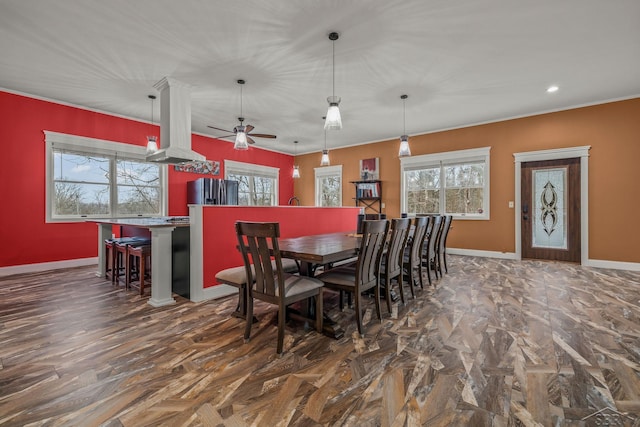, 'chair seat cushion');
216,258,299,286
253,273,323,297
316,267,357,289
